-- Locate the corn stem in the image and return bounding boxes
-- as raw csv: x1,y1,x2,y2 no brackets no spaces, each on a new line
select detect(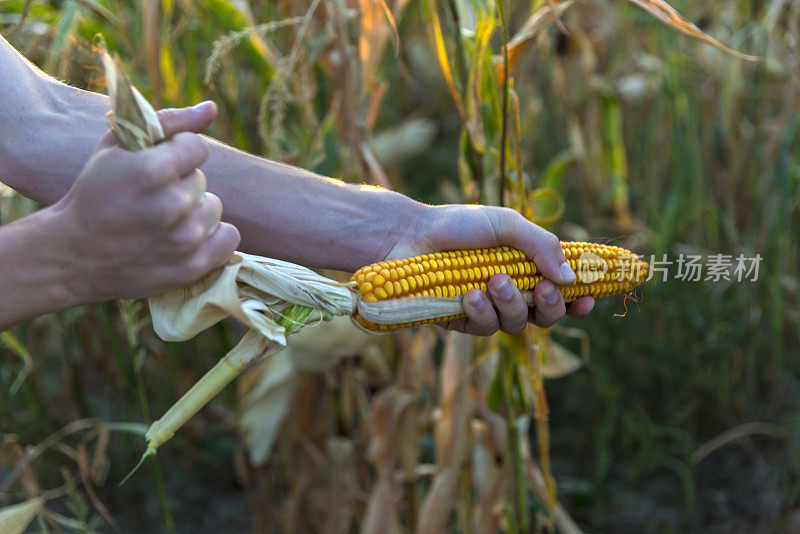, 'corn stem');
123,306,315,482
